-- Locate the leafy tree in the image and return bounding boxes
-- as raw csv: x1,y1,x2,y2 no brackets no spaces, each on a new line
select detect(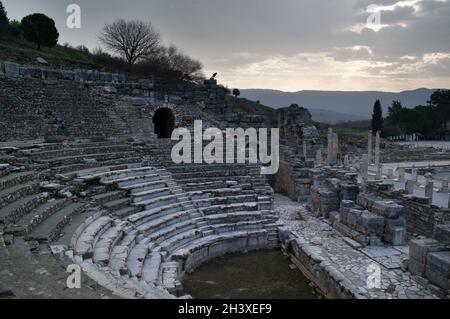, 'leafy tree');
429,89,450,128
232,88,241,98
8,20,22,37
371,99,383,133
21,13,59,49
0,1,9,35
